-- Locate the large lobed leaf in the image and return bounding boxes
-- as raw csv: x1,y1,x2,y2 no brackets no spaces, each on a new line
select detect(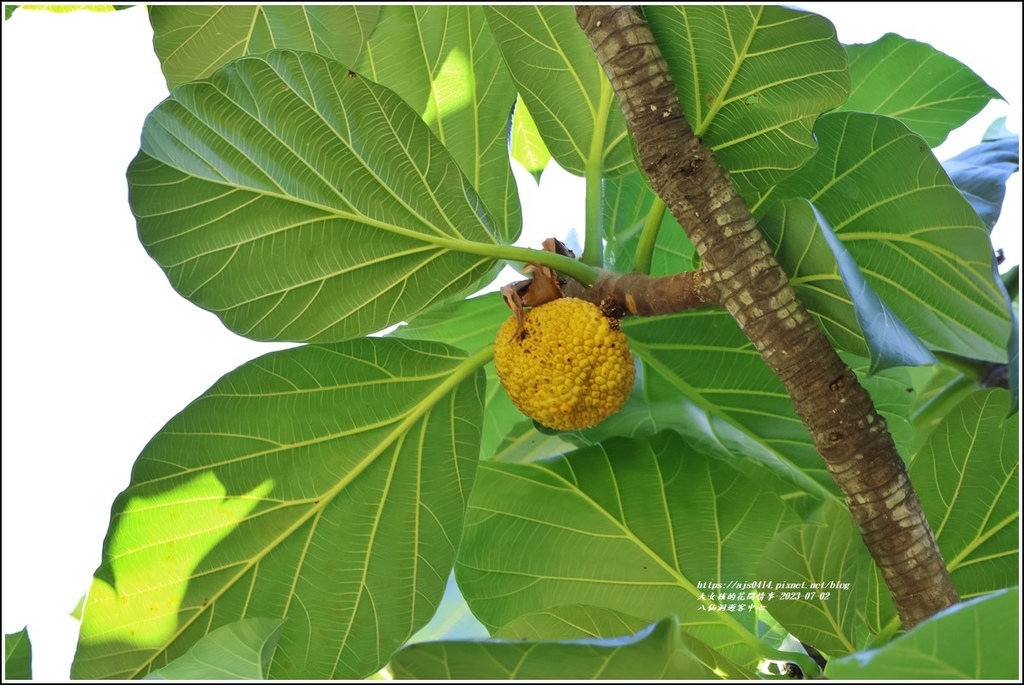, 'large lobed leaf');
494,605,755,679
760,198,936,372
455,432,801,667
825,588,1020,680
758,502,880,657
389,292,523,458
842,33,1001,147
912,389,1019,598
130,50,502,343
646,5,848,197
356,6,521,241
149,5,380,89
623,311,835,495
758,389,1018,654
72,339,485,679
765,112,1011,362
483,5,633,177
391,617,725,680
